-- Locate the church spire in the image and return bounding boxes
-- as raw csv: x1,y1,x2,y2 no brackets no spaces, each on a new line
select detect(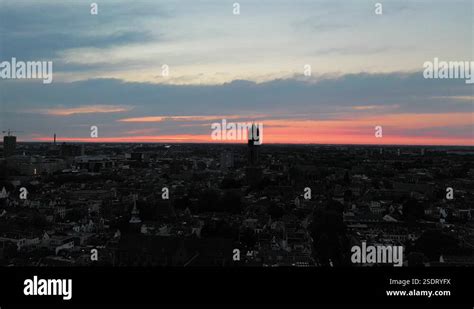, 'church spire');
129,194,141,224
